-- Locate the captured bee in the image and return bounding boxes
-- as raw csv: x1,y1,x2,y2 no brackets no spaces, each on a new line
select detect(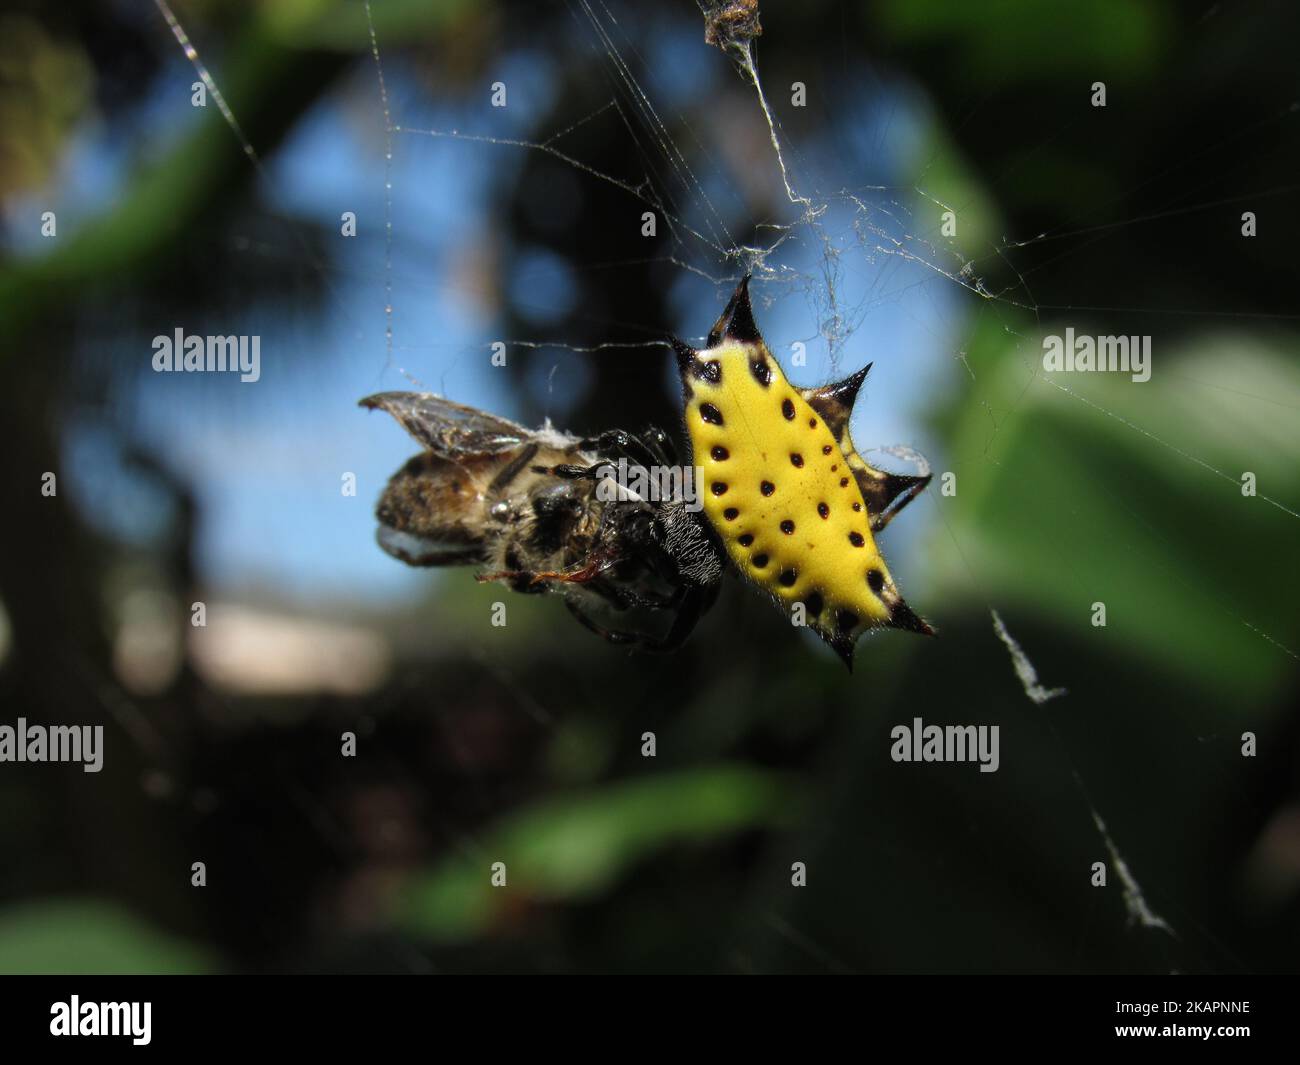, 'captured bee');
669,275,934,668
358,392,725,650
361,275,932,669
